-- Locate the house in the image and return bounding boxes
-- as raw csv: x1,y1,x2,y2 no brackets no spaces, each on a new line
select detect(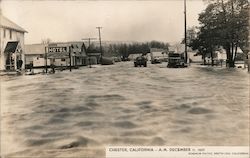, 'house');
24,42,88,68
128,53,142,61
0,14,27,71
47,42,88,67
169,44,202,63
150,48,168,63
24,44,48,68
